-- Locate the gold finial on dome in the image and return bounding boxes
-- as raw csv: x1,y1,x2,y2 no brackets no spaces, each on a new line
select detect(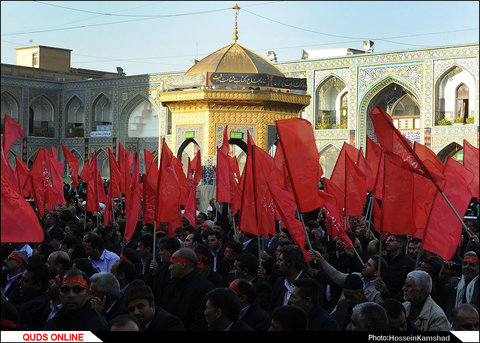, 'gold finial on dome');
232,4,240,43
